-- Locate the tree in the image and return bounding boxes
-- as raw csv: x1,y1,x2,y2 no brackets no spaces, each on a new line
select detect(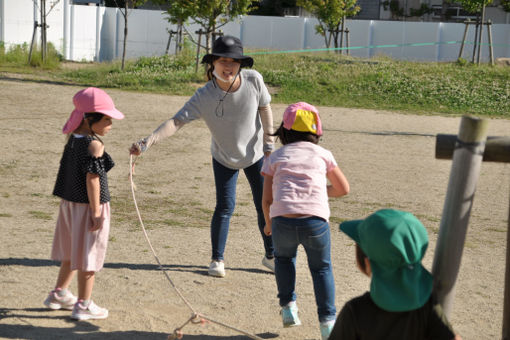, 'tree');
249,0,297,16
173,0,256,53
456,0,493,13
297,0,360,50
112,0,149,70
30,0,60,63
152,0,194,54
